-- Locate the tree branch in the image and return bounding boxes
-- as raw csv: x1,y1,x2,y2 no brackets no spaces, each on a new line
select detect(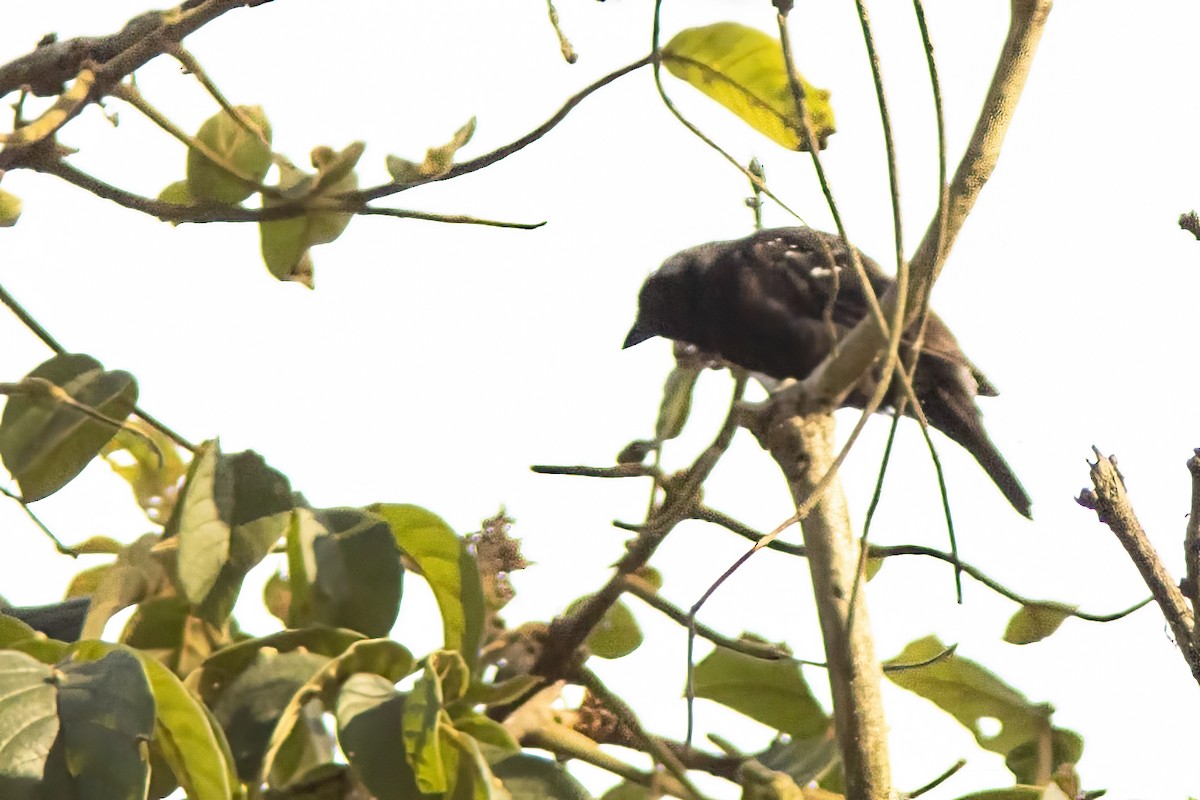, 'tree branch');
1079,448,1200,683
761,409,891,800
